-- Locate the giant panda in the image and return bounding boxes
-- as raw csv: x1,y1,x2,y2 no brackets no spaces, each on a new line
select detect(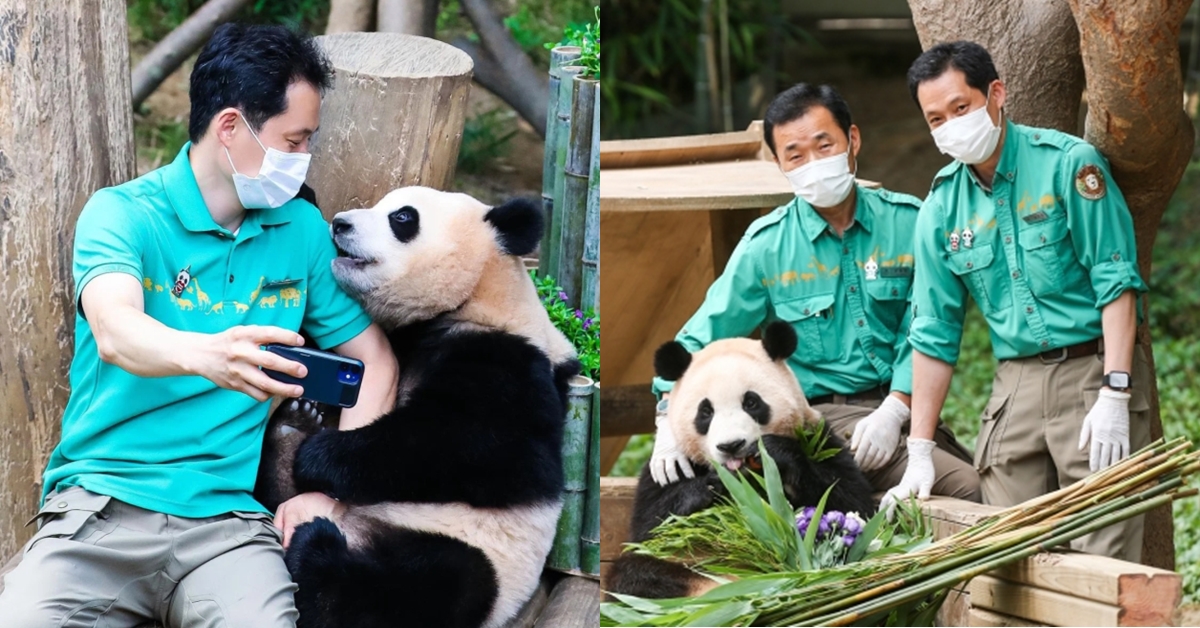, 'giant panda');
607,323,876,599
275,186,579,628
